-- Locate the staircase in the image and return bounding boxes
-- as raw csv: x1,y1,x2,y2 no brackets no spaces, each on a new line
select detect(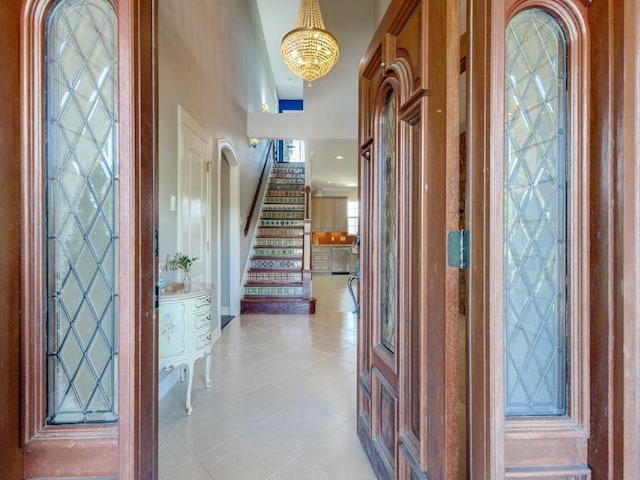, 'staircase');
240,162,316,314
